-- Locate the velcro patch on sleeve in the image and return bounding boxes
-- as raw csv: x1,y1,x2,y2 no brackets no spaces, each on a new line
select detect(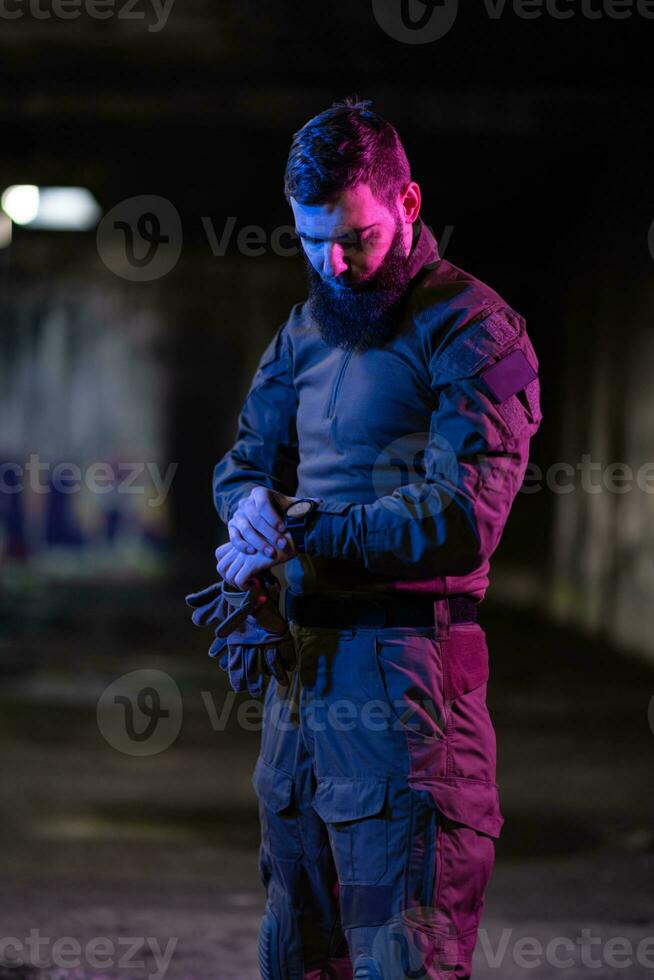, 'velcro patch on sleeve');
480,349,537,403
